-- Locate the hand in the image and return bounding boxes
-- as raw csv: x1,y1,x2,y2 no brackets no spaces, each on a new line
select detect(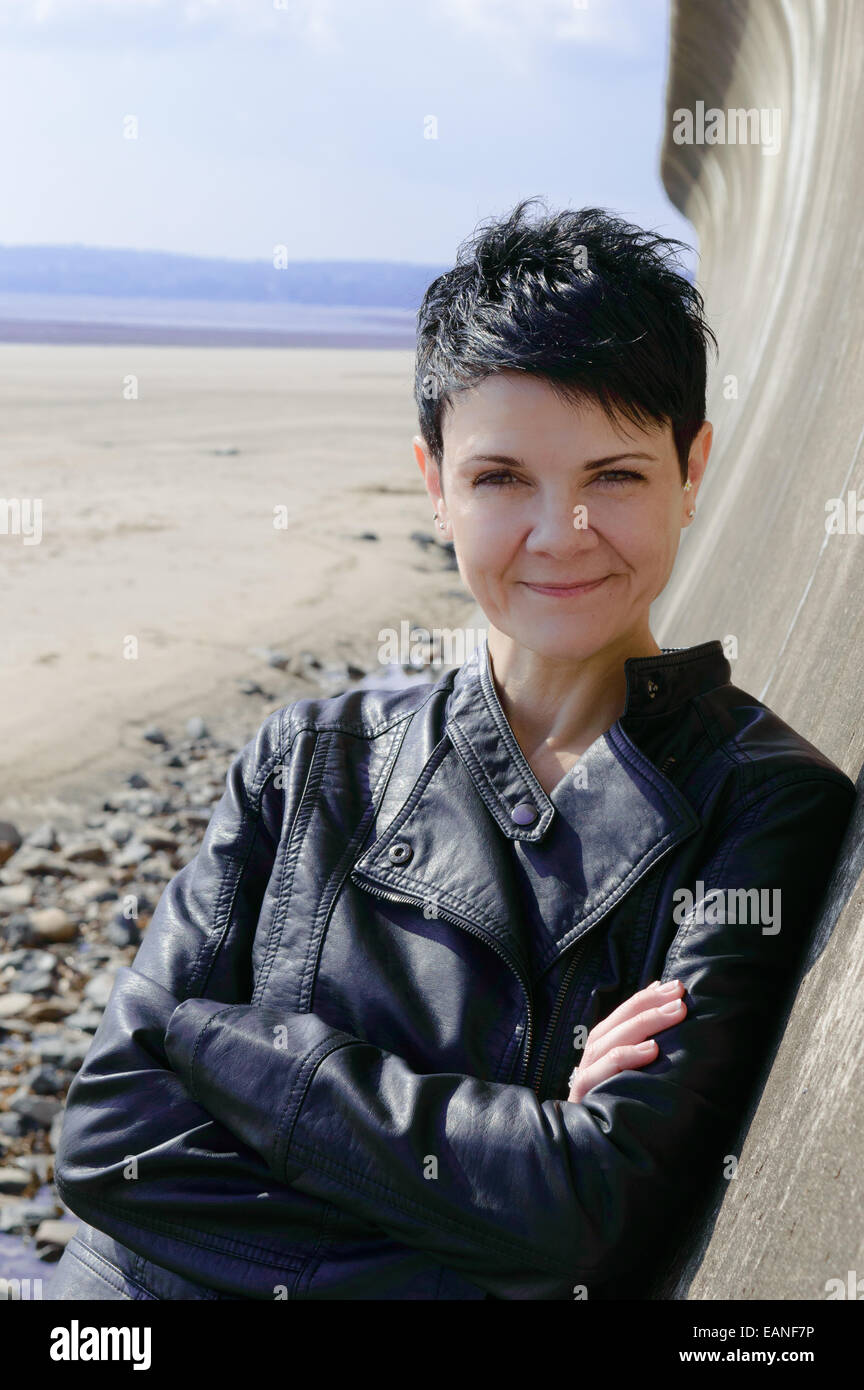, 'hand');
566,979,687,1103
